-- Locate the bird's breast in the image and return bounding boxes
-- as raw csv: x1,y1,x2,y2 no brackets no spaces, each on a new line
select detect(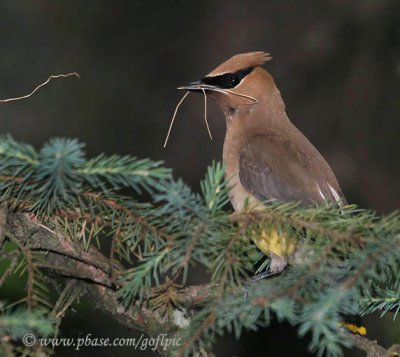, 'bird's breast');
223,120,259,211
